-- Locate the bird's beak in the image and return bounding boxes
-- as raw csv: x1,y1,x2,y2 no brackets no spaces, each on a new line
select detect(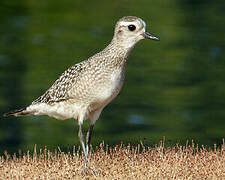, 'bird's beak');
143,32,160,41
